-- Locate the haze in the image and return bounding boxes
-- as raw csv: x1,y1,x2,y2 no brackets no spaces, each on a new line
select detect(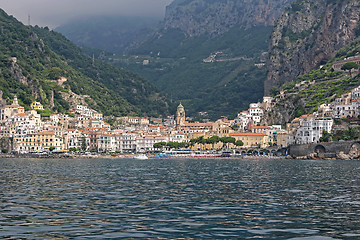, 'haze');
0,0,173,28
